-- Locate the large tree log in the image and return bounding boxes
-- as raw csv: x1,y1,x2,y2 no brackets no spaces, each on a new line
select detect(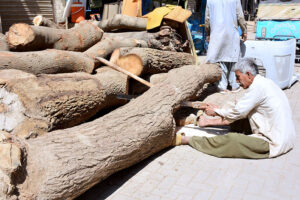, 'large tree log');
0,68,127,138
0,64,221,200
84,37,148,66
0,33,8,51
7,21,103,51
0,50,94,74
0,71,105,138
33,15,63,29
117,47,196,75
93,14,147,32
